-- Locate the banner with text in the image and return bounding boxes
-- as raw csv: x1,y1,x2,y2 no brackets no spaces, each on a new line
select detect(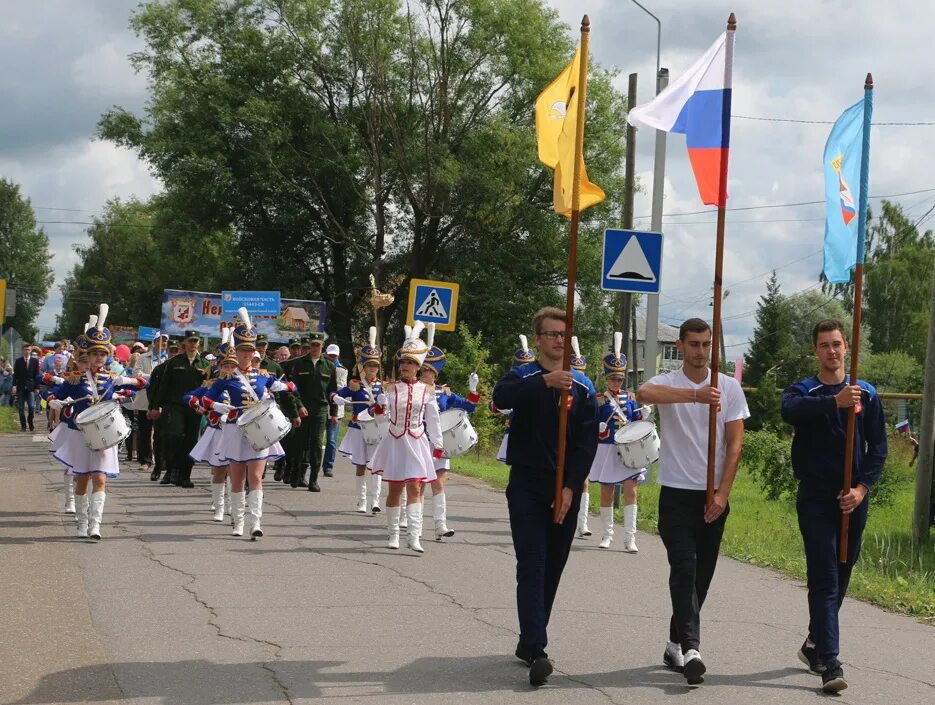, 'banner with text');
161,289,326,342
